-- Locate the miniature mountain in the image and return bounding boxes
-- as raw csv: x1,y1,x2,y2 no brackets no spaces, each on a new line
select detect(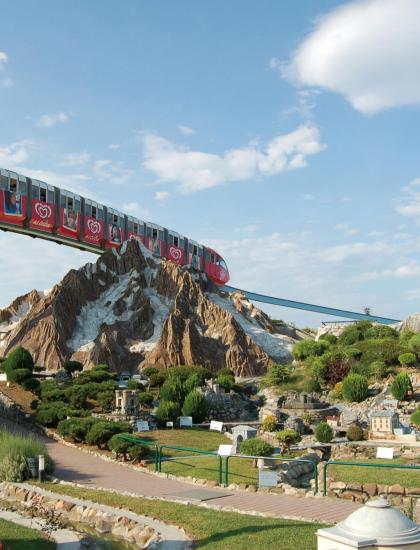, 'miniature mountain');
0,240,295,375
